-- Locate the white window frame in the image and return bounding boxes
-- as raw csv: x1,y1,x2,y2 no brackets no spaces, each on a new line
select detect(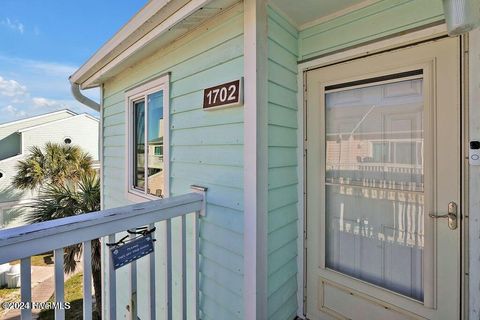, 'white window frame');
125,74,170,202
